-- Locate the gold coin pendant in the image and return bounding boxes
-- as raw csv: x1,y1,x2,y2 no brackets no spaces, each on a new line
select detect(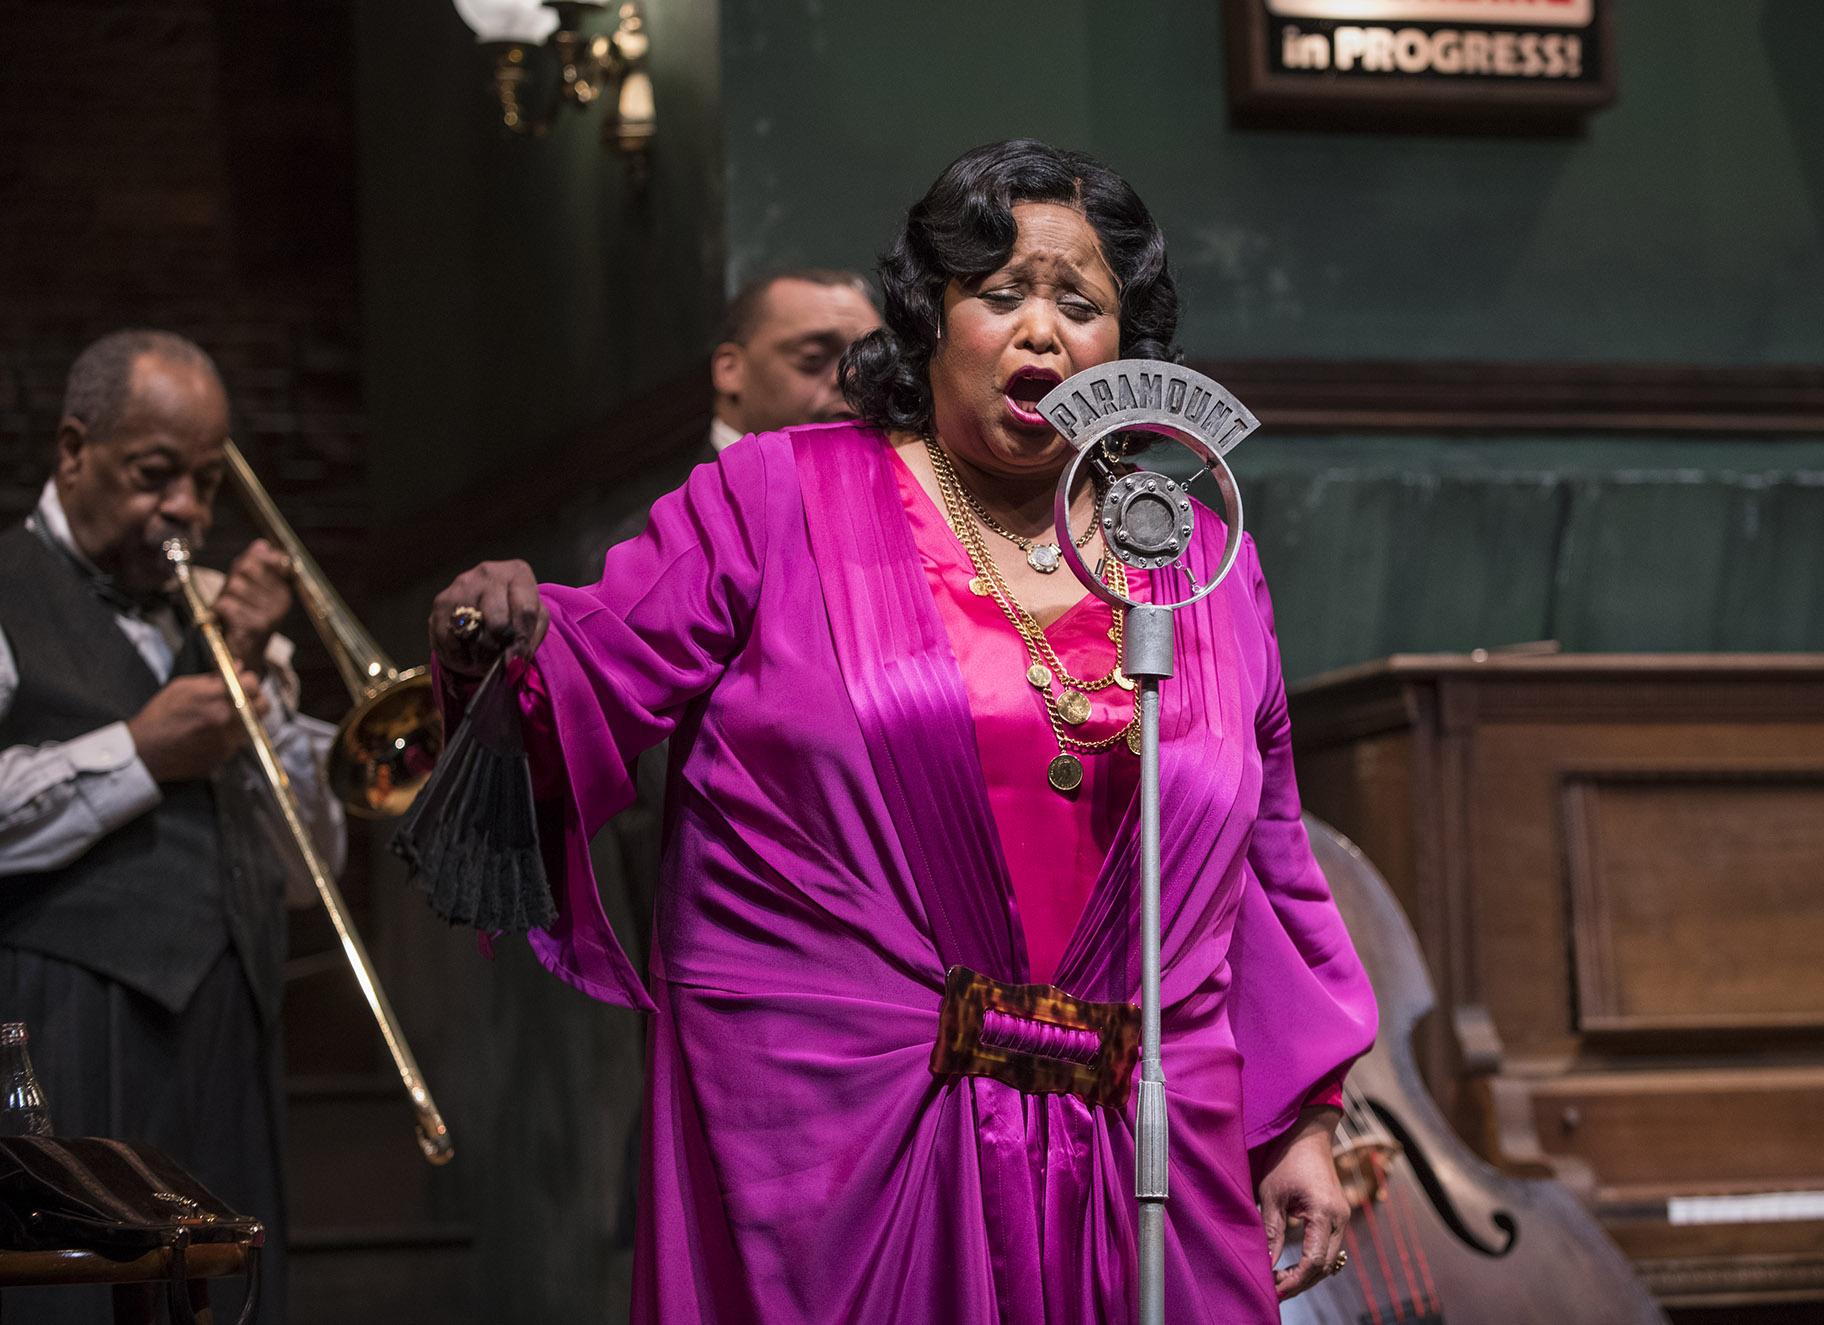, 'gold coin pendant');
1114,668,1135,691
968,576,991,597
1026,663,1053,690
1126,726,1142,756
1058,689,1092,725
1047,753,1085,792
